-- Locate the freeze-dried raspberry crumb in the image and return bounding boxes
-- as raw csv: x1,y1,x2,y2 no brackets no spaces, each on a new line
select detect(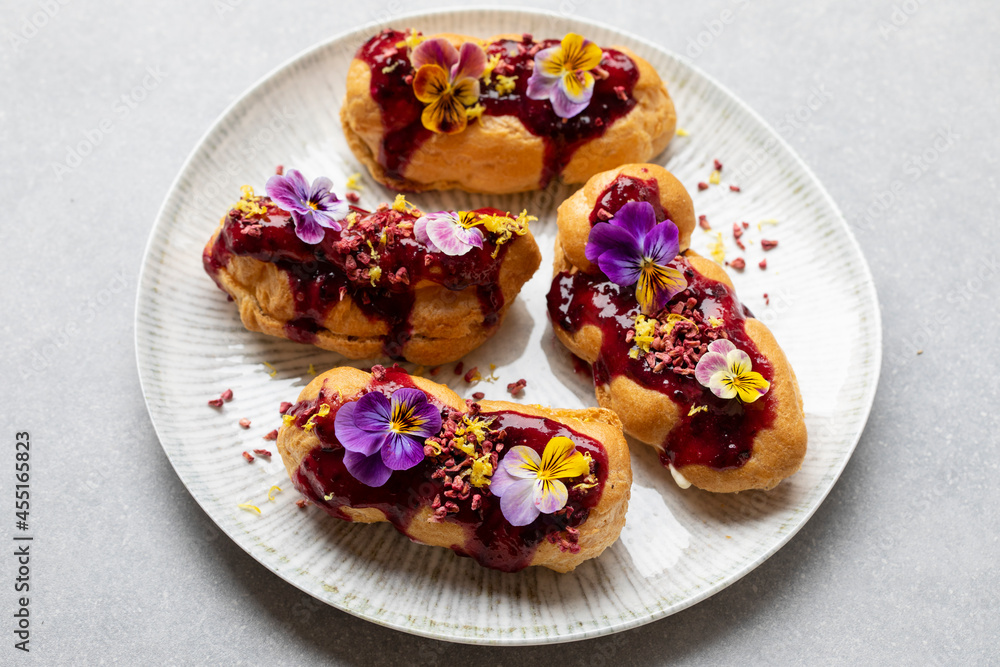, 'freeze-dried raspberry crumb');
346,192,360,203
729,185,741,192
279,401,293,414
454,361,464,376
221,388,233,402
253,449,272,458
506,379,527,396
242,451,254,463
713,159,723,171
207,398,224,408
464,367,479,383
295,499,309,508
761,239,779,250
262,429,278,441
728,258,746,270
698,215,711,230
239,418,251,429
275,165,284,175
472,392,485,400
759,258,768,270
697,182,709,191
763,292,770,305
